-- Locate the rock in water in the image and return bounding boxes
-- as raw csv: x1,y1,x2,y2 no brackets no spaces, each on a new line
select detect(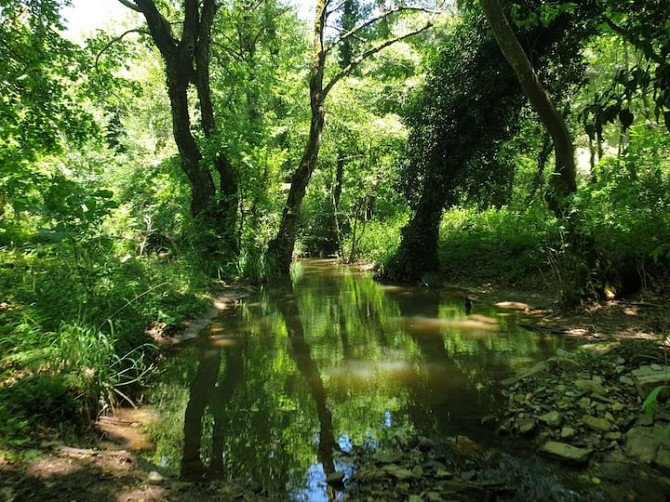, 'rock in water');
540,441,591,464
